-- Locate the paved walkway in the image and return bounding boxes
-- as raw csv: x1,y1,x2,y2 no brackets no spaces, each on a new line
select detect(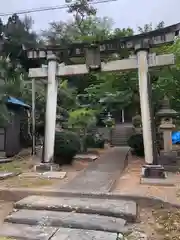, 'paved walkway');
61,147,129,192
